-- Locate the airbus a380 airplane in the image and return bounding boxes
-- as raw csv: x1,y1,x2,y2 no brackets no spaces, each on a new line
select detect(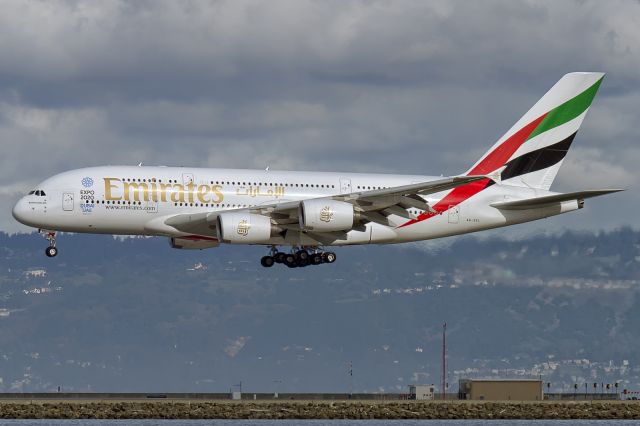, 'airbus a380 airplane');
12,72,622,268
